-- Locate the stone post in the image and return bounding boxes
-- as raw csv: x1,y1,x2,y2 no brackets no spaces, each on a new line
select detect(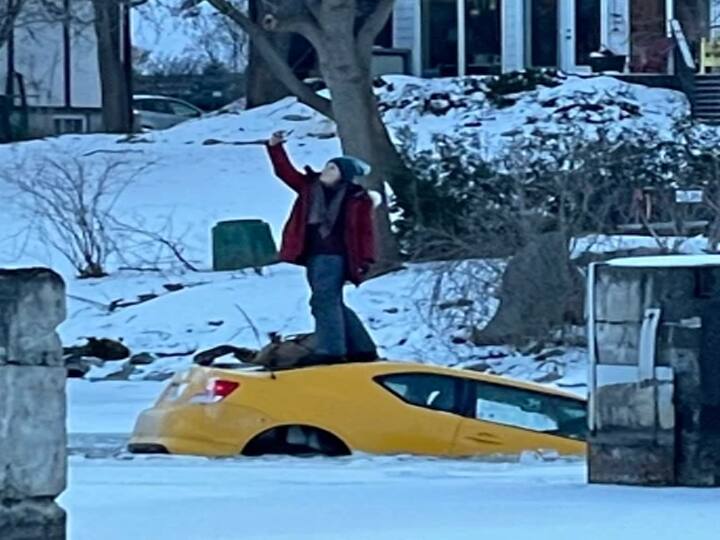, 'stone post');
588,257,720,486
0,268,67,540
